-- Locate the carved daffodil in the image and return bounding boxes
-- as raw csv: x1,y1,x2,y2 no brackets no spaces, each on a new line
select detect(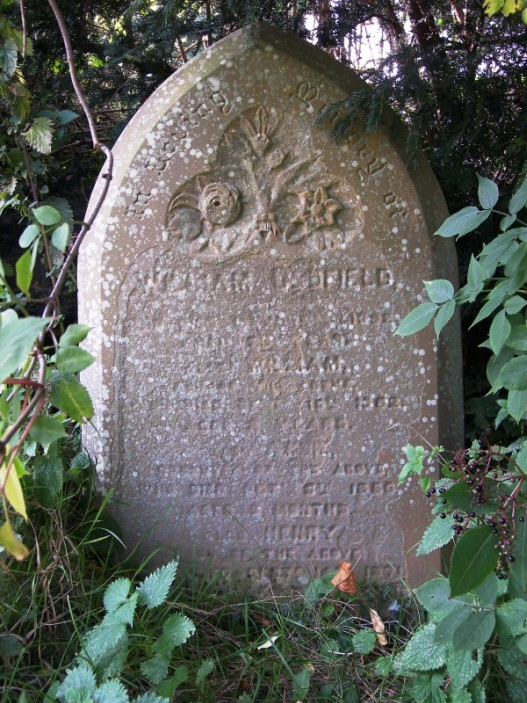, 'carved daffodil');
294,187,341,230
